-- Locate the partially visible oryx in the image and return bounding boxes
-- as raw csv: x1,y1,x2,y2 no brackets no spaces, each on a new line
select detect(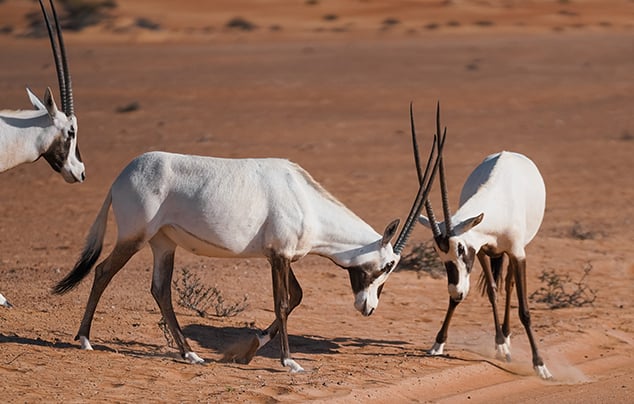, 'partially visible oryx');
53,106,445,372
417,106,551,379
0,0,84,308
